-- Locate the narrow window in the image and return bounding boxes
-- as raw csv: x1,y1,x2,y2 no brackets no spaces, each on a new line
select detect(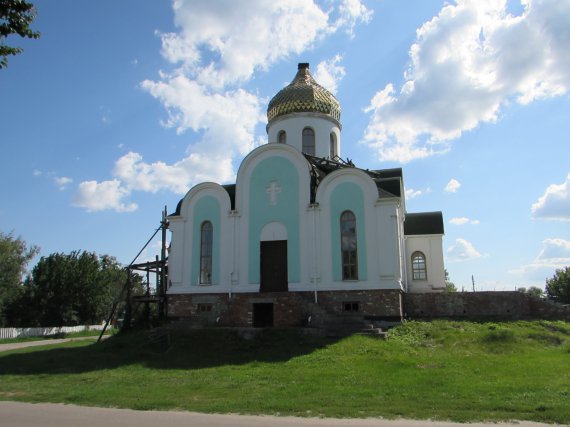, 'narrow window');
411,251,427,280
329,132,337,159
340,210,358,280
302,127,315,156
200,221,213,284
278,130,286,144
